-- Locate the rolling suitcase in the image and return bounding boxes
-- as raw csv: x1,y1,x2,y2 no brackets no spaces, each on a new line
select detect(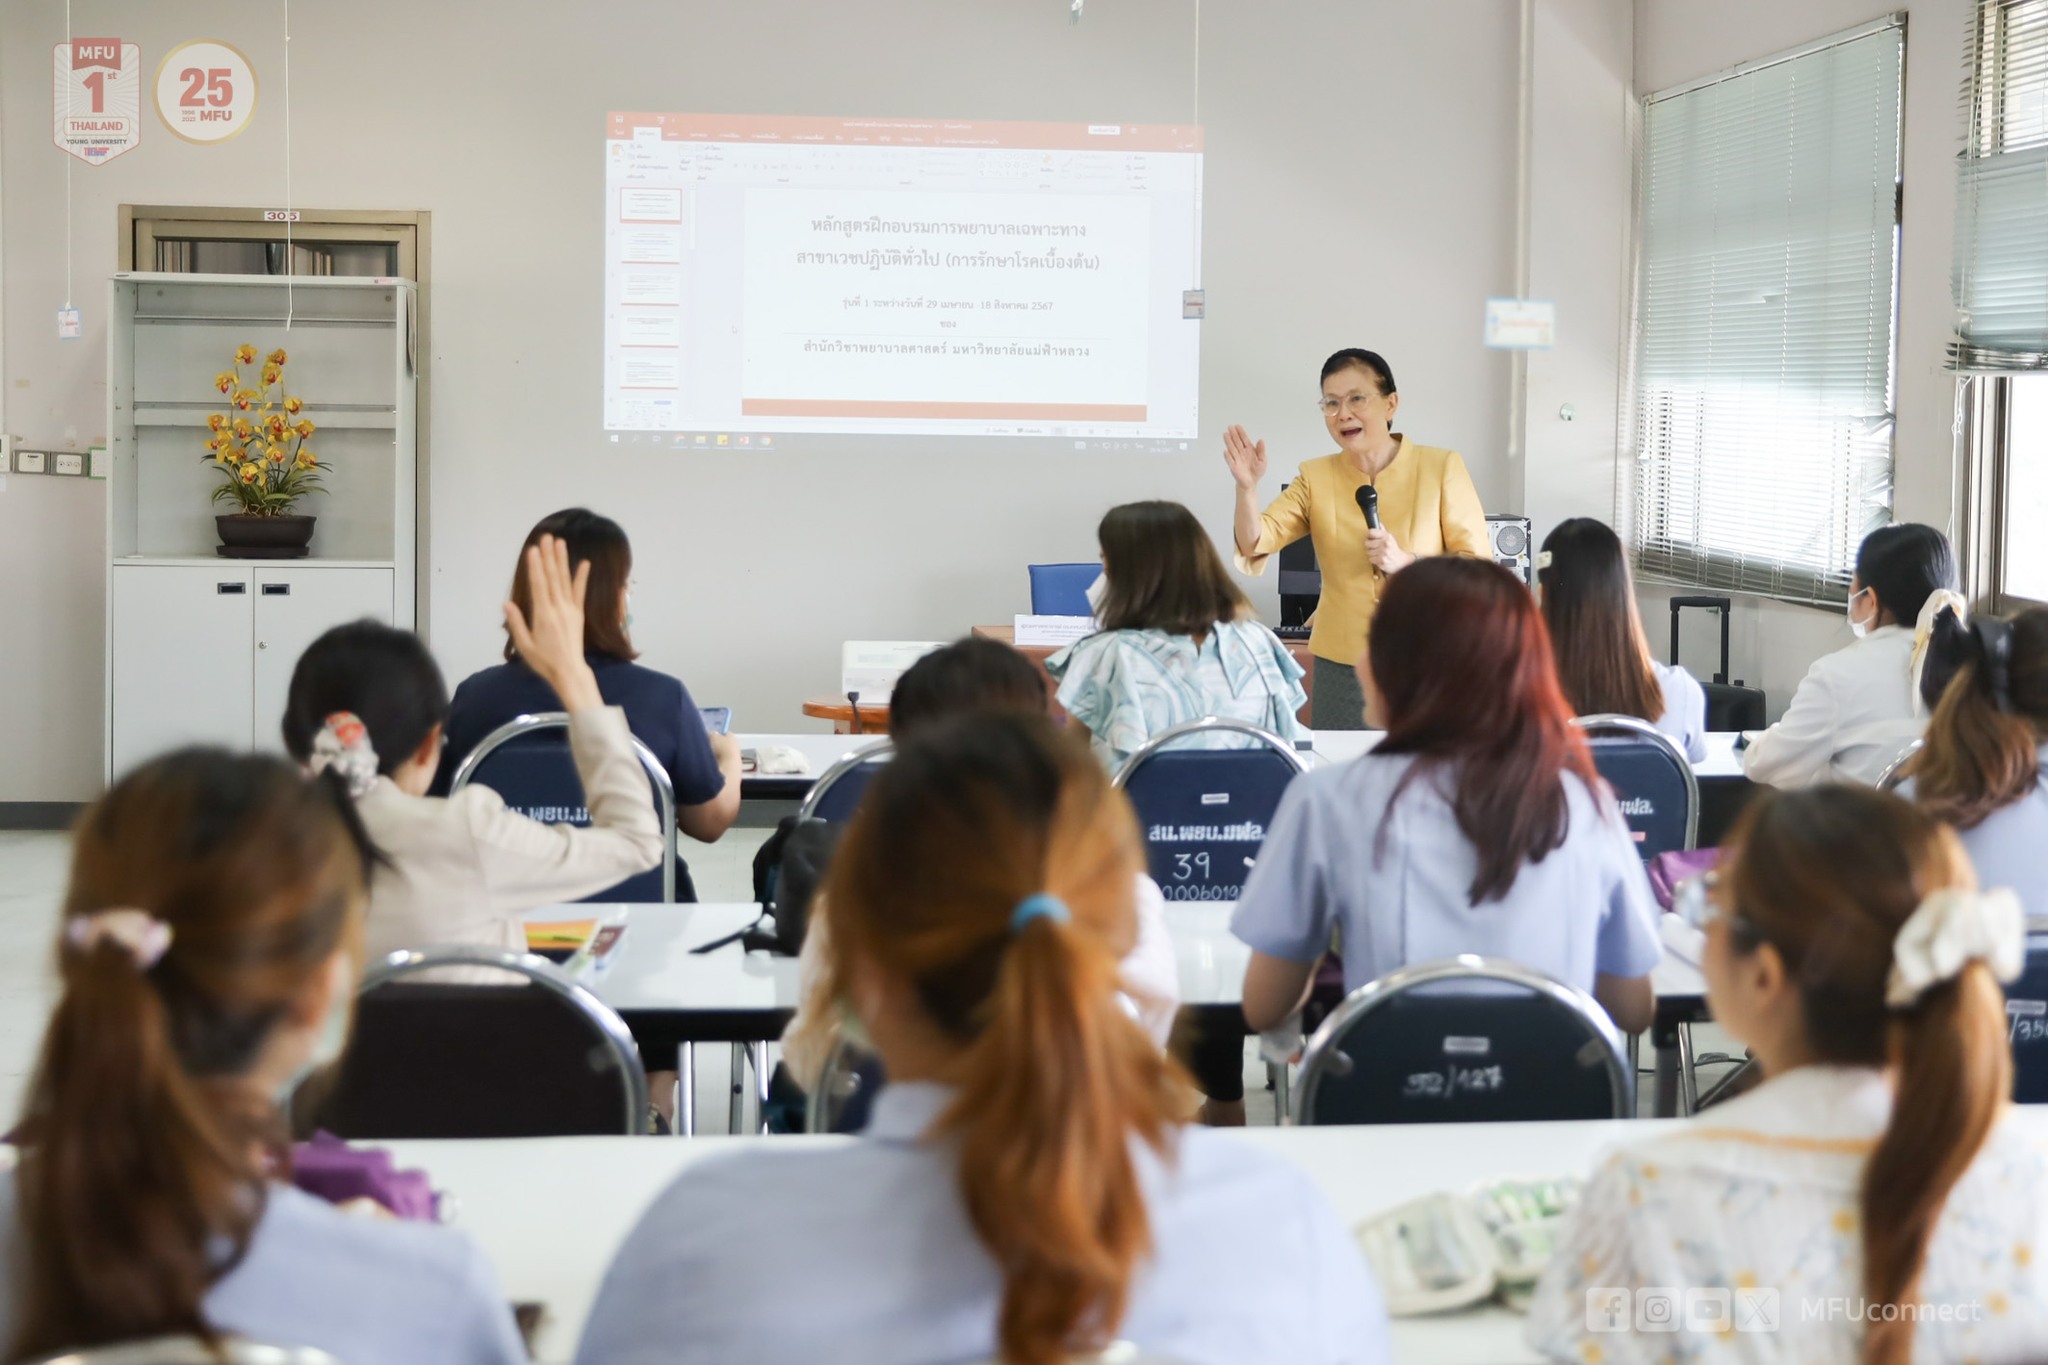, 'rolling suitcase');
1668,595,1767,732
